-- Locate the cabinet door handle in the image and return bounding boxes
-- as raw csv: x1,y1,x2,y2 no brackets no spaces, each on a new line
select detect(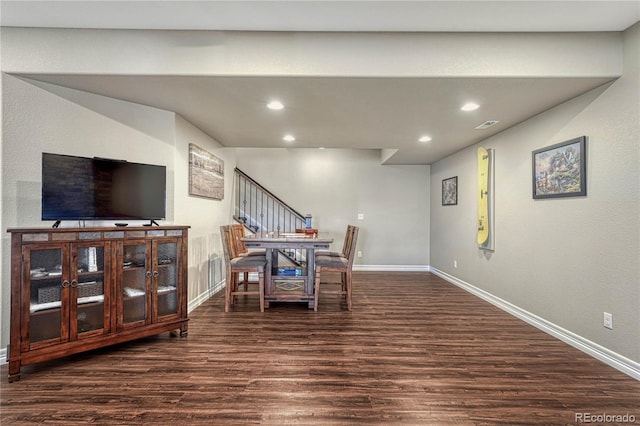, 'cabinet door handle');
146,271,152,278
70,280,78,288
62,280,70,288
152,271,159,278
